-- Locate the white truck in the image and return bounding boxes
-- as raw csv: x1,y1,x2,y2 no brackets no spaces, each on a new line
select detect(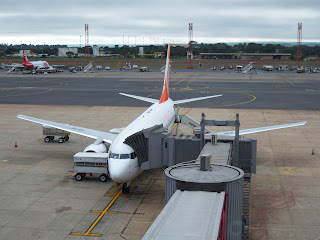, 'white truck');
73,152,109,182
263,65,274,71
